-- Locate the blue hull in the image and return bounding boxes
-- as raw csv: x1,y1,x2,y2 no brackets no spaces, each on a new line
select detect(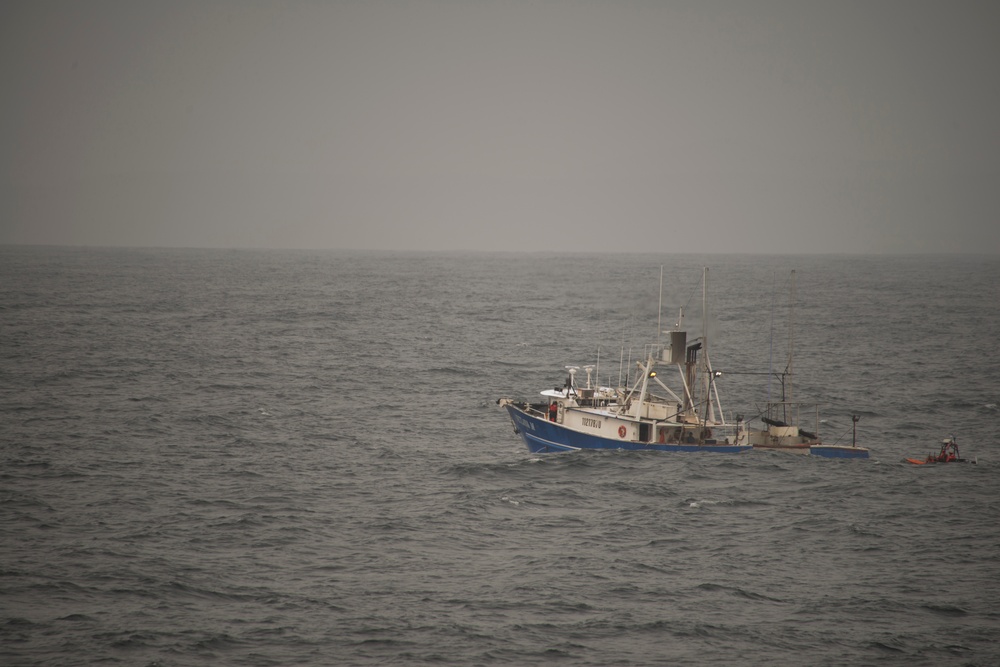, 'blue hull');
504,405,752,454
808,445,870,459
750,444,871,459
